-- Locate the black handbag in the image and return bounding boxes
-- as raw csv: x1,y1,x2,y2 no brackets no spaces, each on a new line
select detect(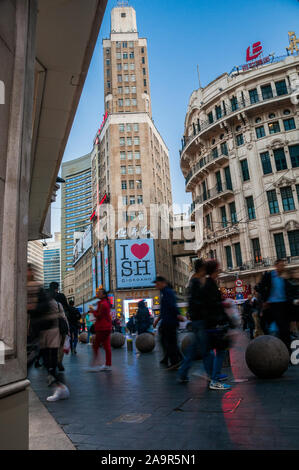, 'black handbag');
57,303,69,335
208,325,232,350
90,323,95,334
